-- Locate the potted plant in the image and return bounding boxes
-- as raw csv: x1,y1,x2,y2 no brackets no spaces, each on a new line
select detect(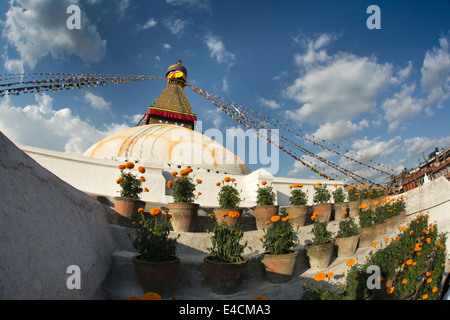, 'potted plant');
253,181,278,229
357,203,376,248
167,168,202,232
285,183,309,227
384,196,406,233
332,184,348,221
260,215,301,283
204,213,248,294
213,177,244,227
346,185,360,217
114,162,149,219
128,208,180,298
372,201,387,237
335,216,360,257
311,182,332,222
305,216,335,270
